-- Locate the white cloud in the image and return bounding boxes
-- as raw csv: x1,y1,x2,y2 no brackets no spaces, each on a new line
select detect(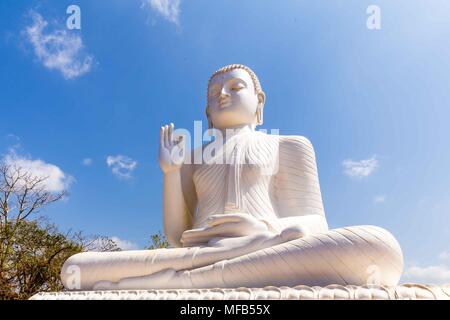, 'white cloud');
88,236,138,251
24,11,93,79
342,156,379,178
373,195,386,203
2,150,73,193
142,0,181,25
111,236,139,251
403,264,450,285
106,155,137,179
82,158,93,166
